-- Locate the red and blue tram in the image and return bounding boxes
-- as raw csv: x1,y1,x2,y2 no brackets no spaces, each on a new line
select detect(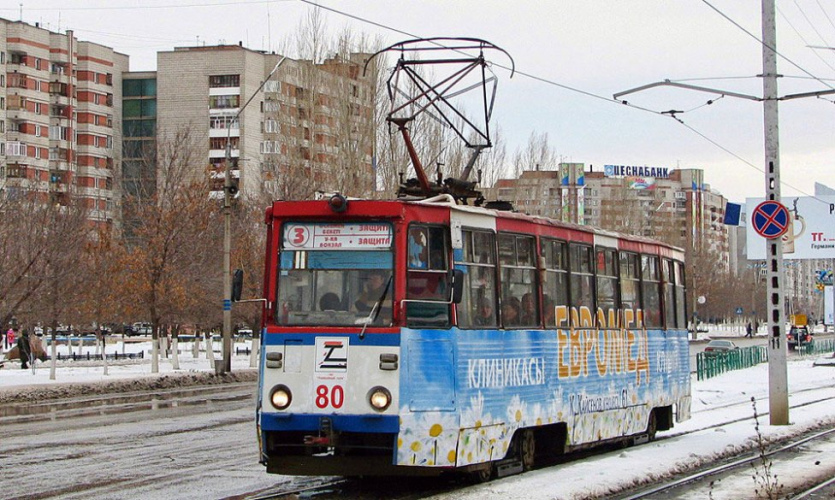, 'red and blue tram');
257,194,691,477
